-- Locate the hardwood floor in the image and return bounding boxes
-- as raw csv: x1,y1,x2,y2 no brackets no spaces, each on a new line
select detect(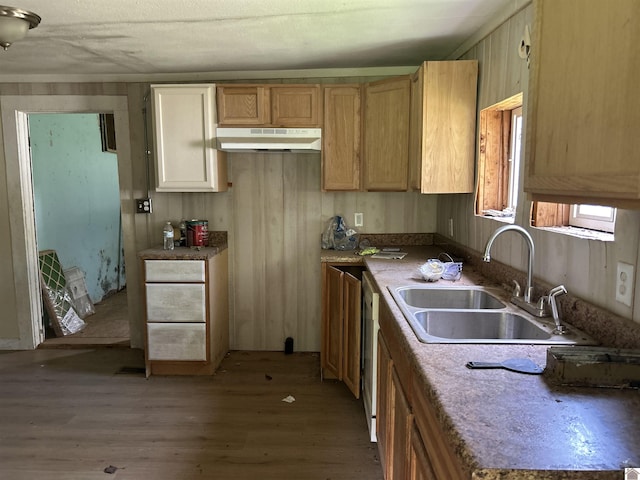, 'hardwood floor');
0,349,383,479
